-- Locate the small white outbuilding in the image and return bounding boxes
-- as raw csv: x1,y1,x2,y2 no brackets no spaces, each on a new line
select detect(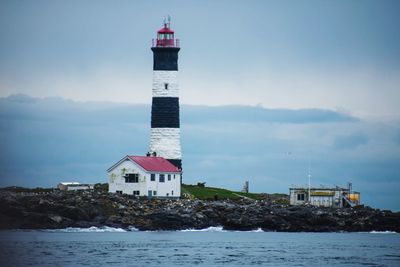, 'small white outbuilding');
57,182,94,191
107,155,181,198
